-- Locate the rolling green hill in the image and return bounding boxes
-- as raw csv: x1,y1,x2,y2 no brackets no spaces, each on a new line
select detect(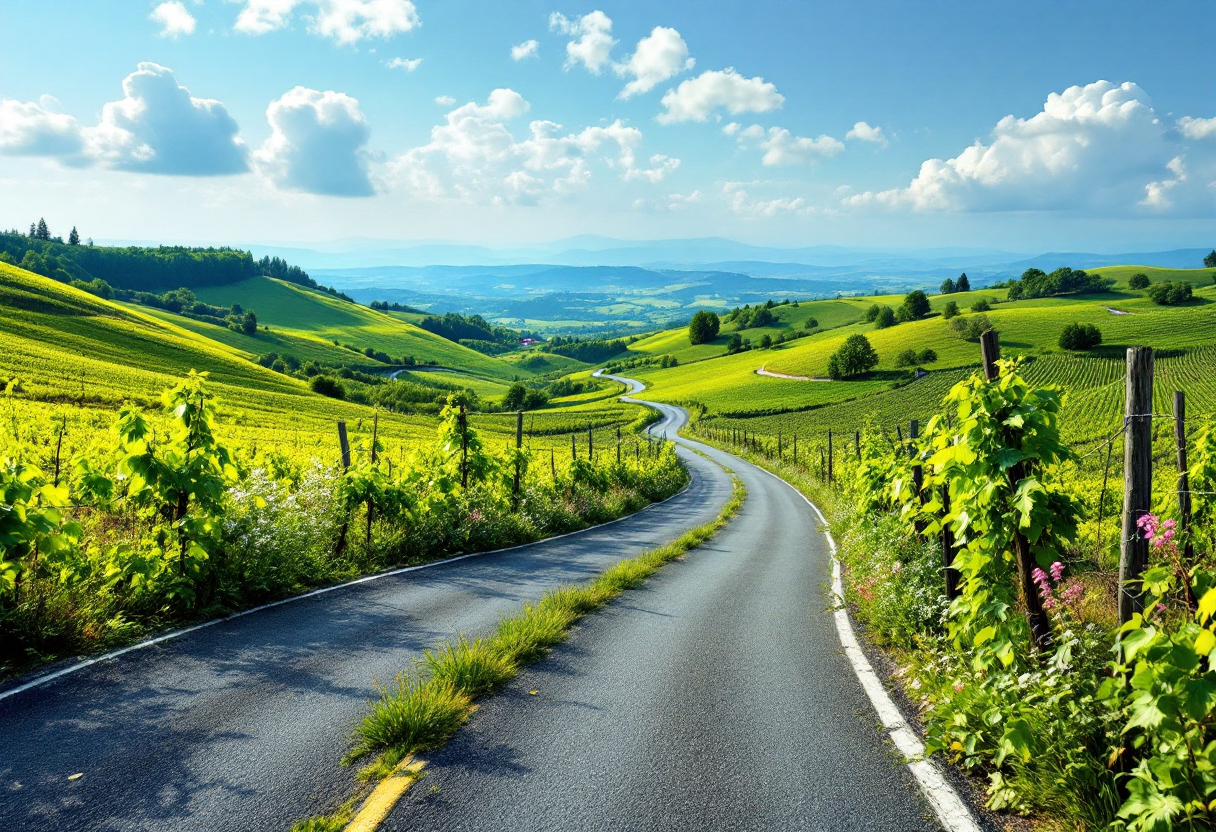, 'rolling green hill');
194,277,526,380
